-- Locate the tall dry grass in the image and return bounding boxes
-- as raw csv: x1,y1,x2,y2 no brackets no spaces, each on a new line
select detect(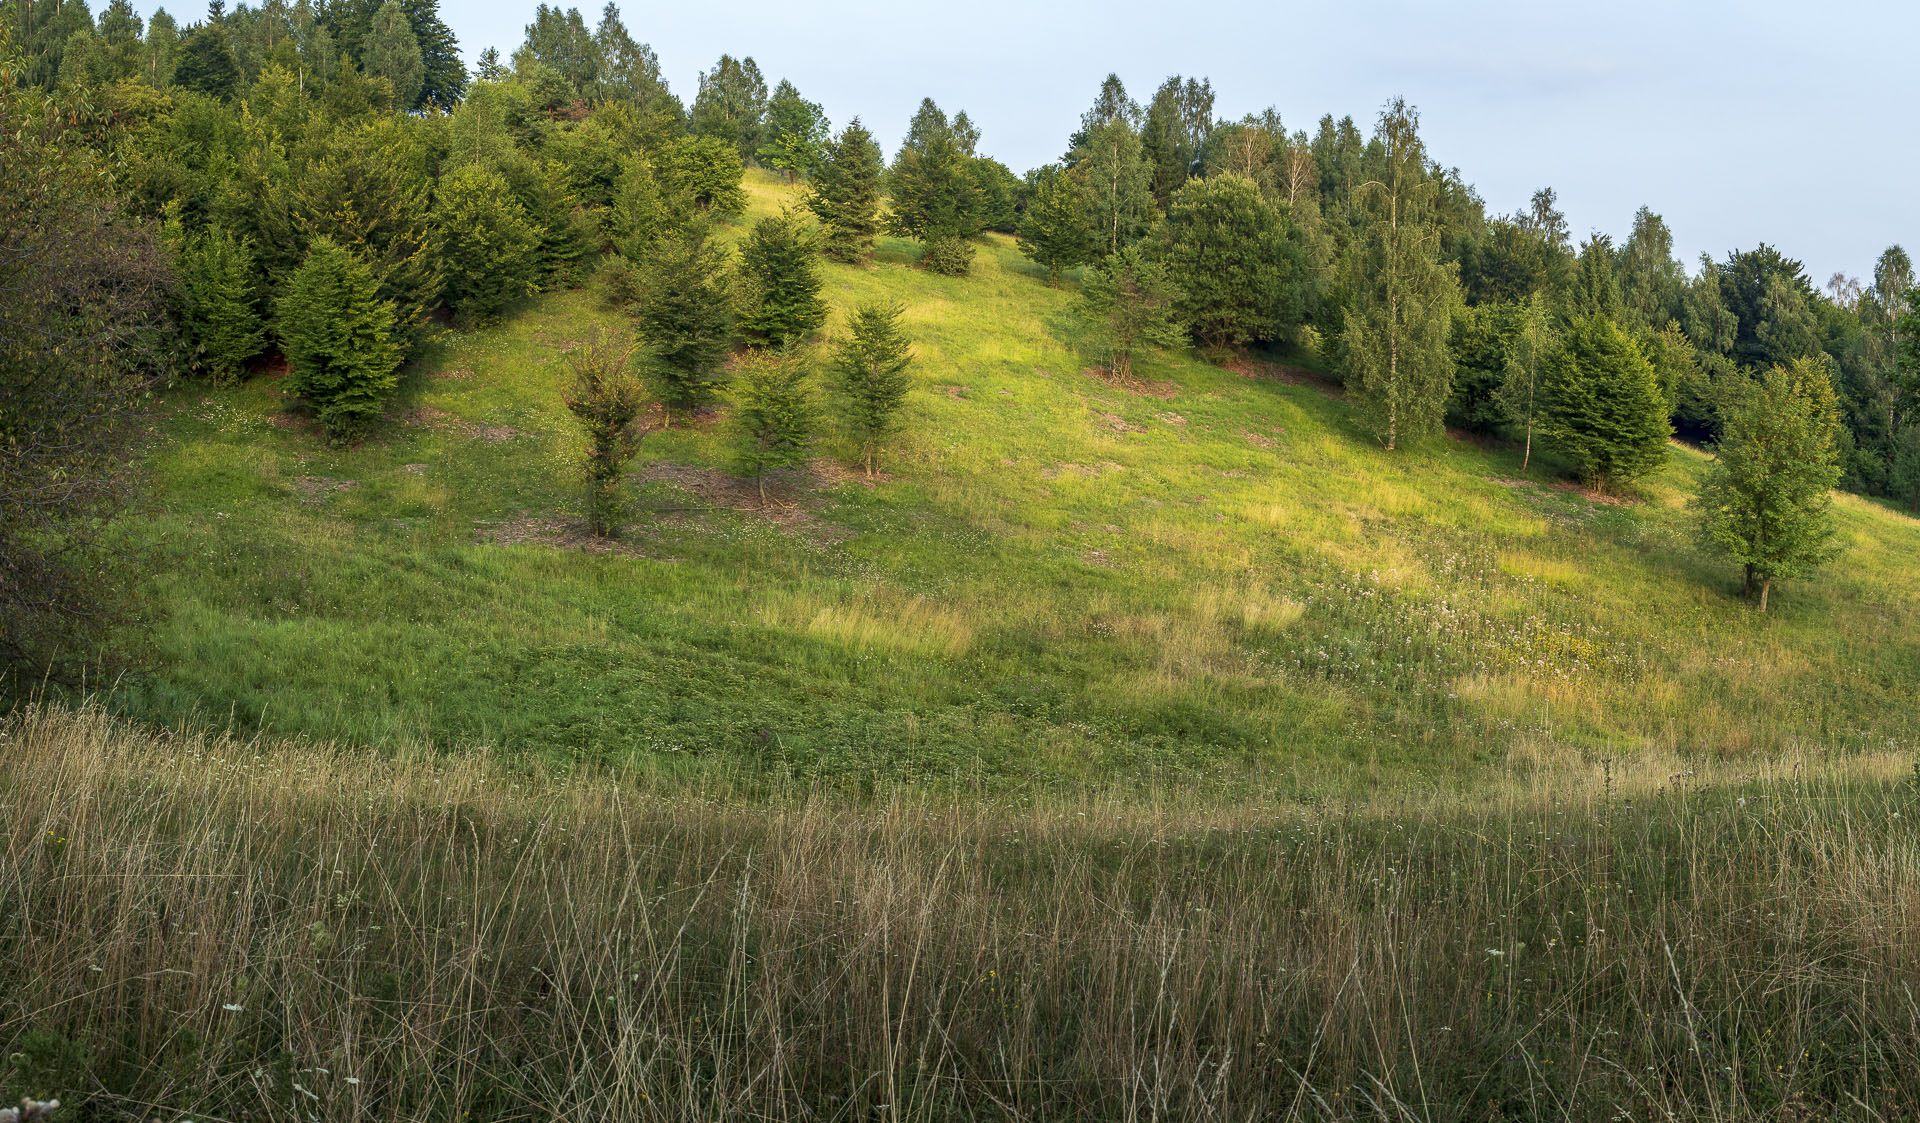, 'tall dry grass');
3,703,1919,1121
